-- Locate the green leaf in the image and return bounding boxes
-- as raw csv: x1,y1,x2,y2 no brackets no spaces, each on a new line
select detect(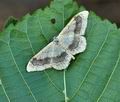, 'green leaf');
4,16,18,29
0,0,120,102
